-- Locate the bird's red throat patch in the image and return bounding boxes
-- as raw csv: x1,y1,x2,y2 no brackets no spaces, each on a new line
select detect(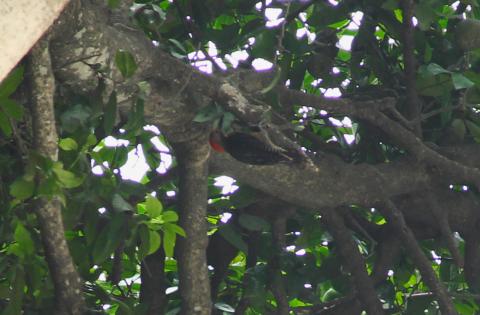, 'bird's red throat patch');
209,138,225,153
